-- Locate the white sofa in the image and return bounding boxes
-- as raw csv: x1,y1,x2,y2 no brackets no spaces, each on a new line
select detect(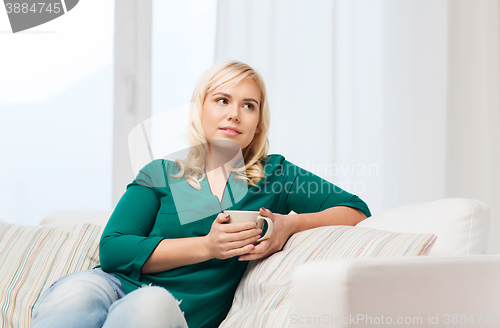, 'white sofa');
290,198,499,328
0,198,496,328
